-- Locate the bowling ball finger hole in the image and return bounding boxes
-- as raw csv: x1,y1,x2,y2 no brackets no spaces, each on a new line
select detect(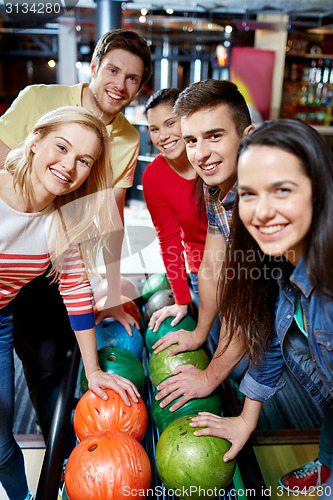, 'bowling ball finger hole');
88,445,98,452
107,355,117,362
